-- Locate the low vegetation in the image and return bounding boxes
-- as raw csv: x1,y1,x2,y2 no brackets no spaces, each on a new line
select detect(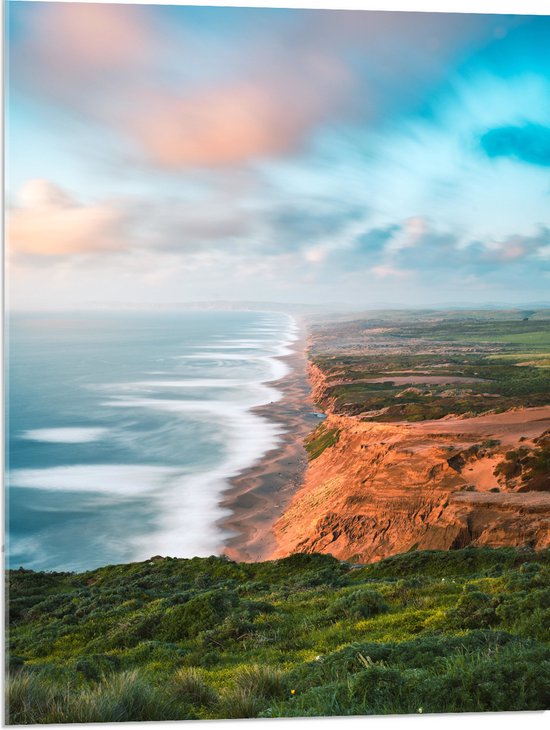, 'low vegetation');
6,547,550,722
305,424,341,460
494,432,550,491
309,310,550,421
